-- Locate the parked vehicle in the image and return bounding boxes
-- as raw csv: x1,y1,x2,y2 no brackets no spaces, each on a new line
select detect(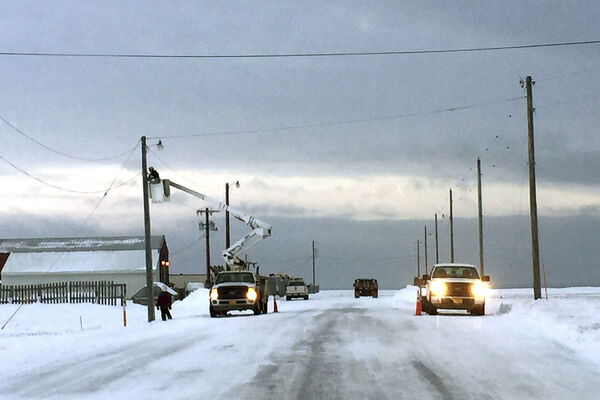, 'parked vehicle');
420,263,490,315
354,278,378,298
286,279,309,300
209,271,268,317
